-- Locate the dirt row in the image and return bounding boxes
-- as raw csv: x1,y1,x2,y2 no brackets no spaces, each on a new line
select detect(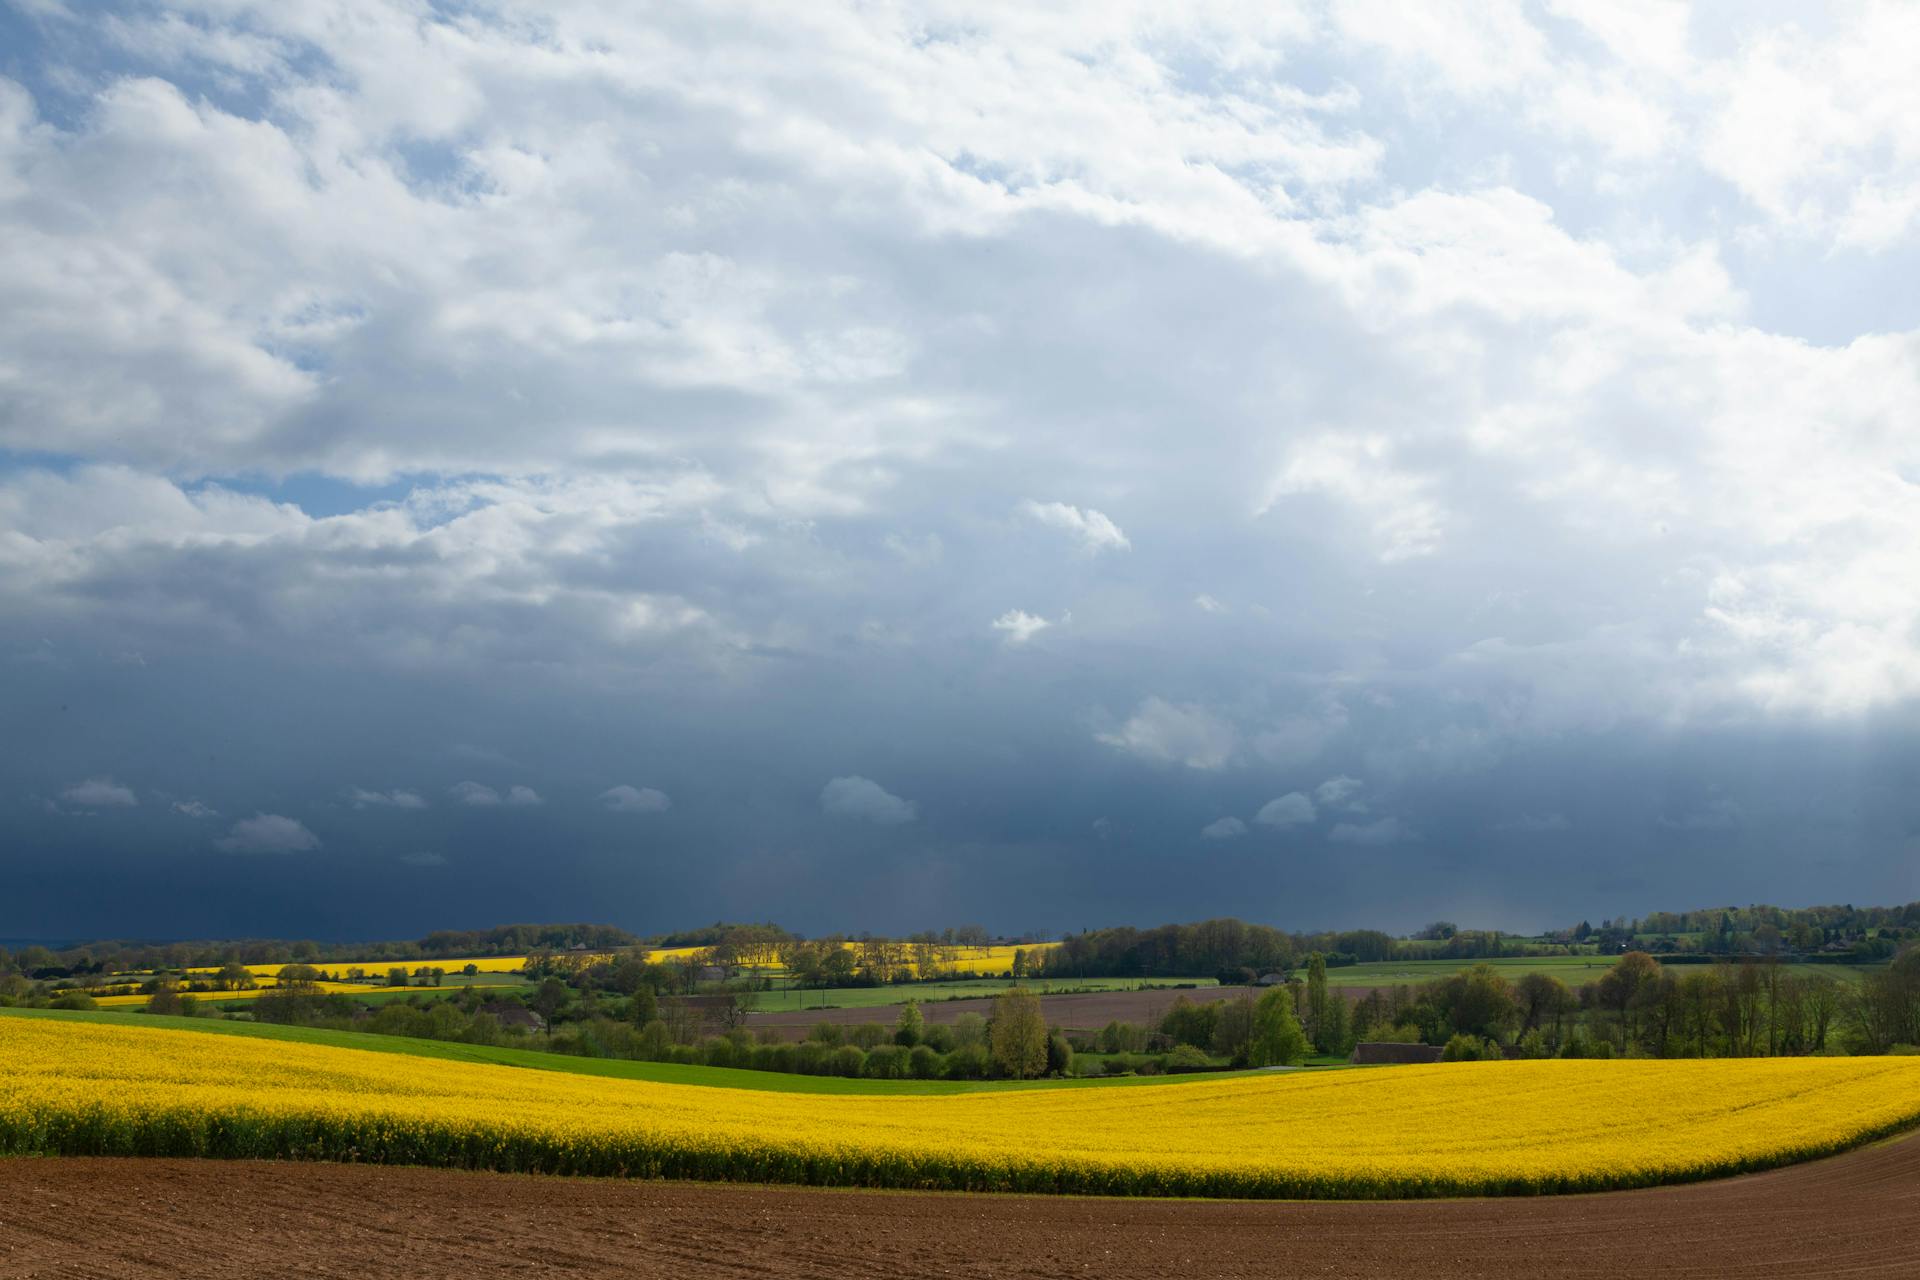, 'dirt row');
745,986,1231,1039
3,1135,1916,1279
